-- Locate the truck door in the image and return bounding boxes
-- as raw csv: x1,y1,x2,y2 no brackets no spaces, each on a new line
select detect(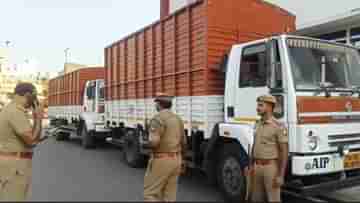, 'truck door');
84,81,96,113
234,43,269,119
234,39,286,121
96,80,105,114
